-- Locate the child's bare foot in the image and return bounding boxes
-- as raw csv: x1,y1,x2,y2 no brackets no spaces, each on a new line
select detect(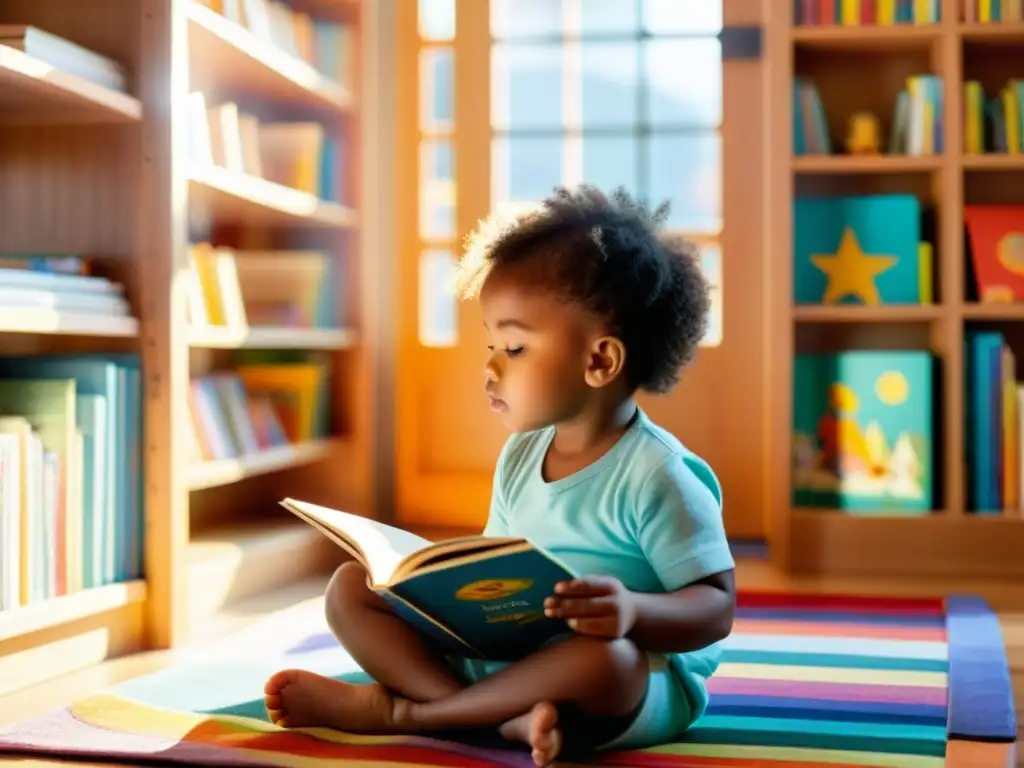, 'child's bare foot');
264,669,405,732
500,701,562,767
